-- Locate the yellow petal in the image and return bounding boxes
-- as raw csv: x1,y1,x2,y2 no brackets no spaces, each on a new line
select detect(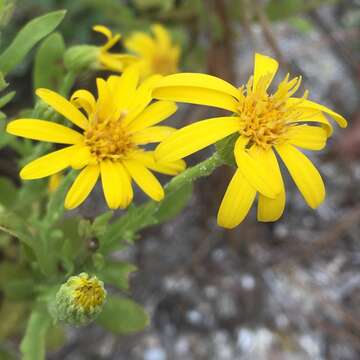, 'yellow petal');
99,53,130,73
70,90,96,116
287,125,327,150
155,116,240,162
131,151,186,175
256,149,286,222
123,74,163,125
153,86,238,112
93,25,112,40
20,145,81,179
258,191,286,222
6,119,84,144
253,53,279,91
36,88,89,130
71,146,92,169
287,98,347,128
151,24,171,50
217,169,256,229
113,65,140,110
125,33,155,56
64,165,100,209
127,101,177,132
276,143,325,209
154,73,239,98
234,139,280,198
100,161,133,209
96,78,115,120
132,126,176,144
287,111,333,137
123,160,164,201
